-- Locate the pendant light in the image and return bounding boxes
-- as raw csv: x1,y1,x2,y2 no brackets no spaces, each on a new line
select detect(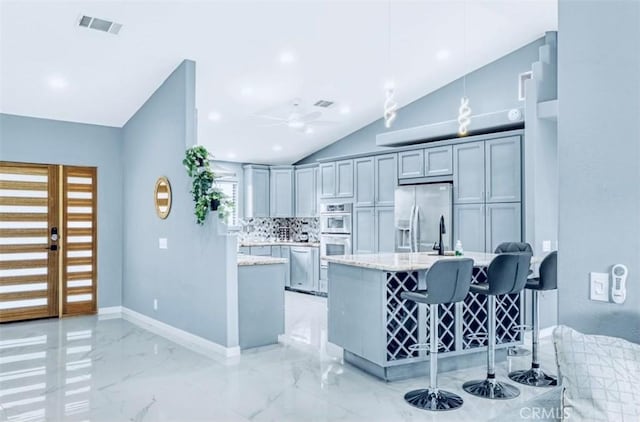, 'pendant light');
458,1,471,136
383,0,398,128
